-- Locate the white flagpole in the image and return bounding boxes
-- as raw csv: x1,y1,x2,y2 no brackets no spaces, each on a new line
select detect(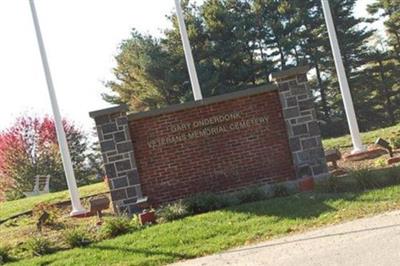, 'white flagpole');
29,0,87,216
321,0,365,154
174,0,203,101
